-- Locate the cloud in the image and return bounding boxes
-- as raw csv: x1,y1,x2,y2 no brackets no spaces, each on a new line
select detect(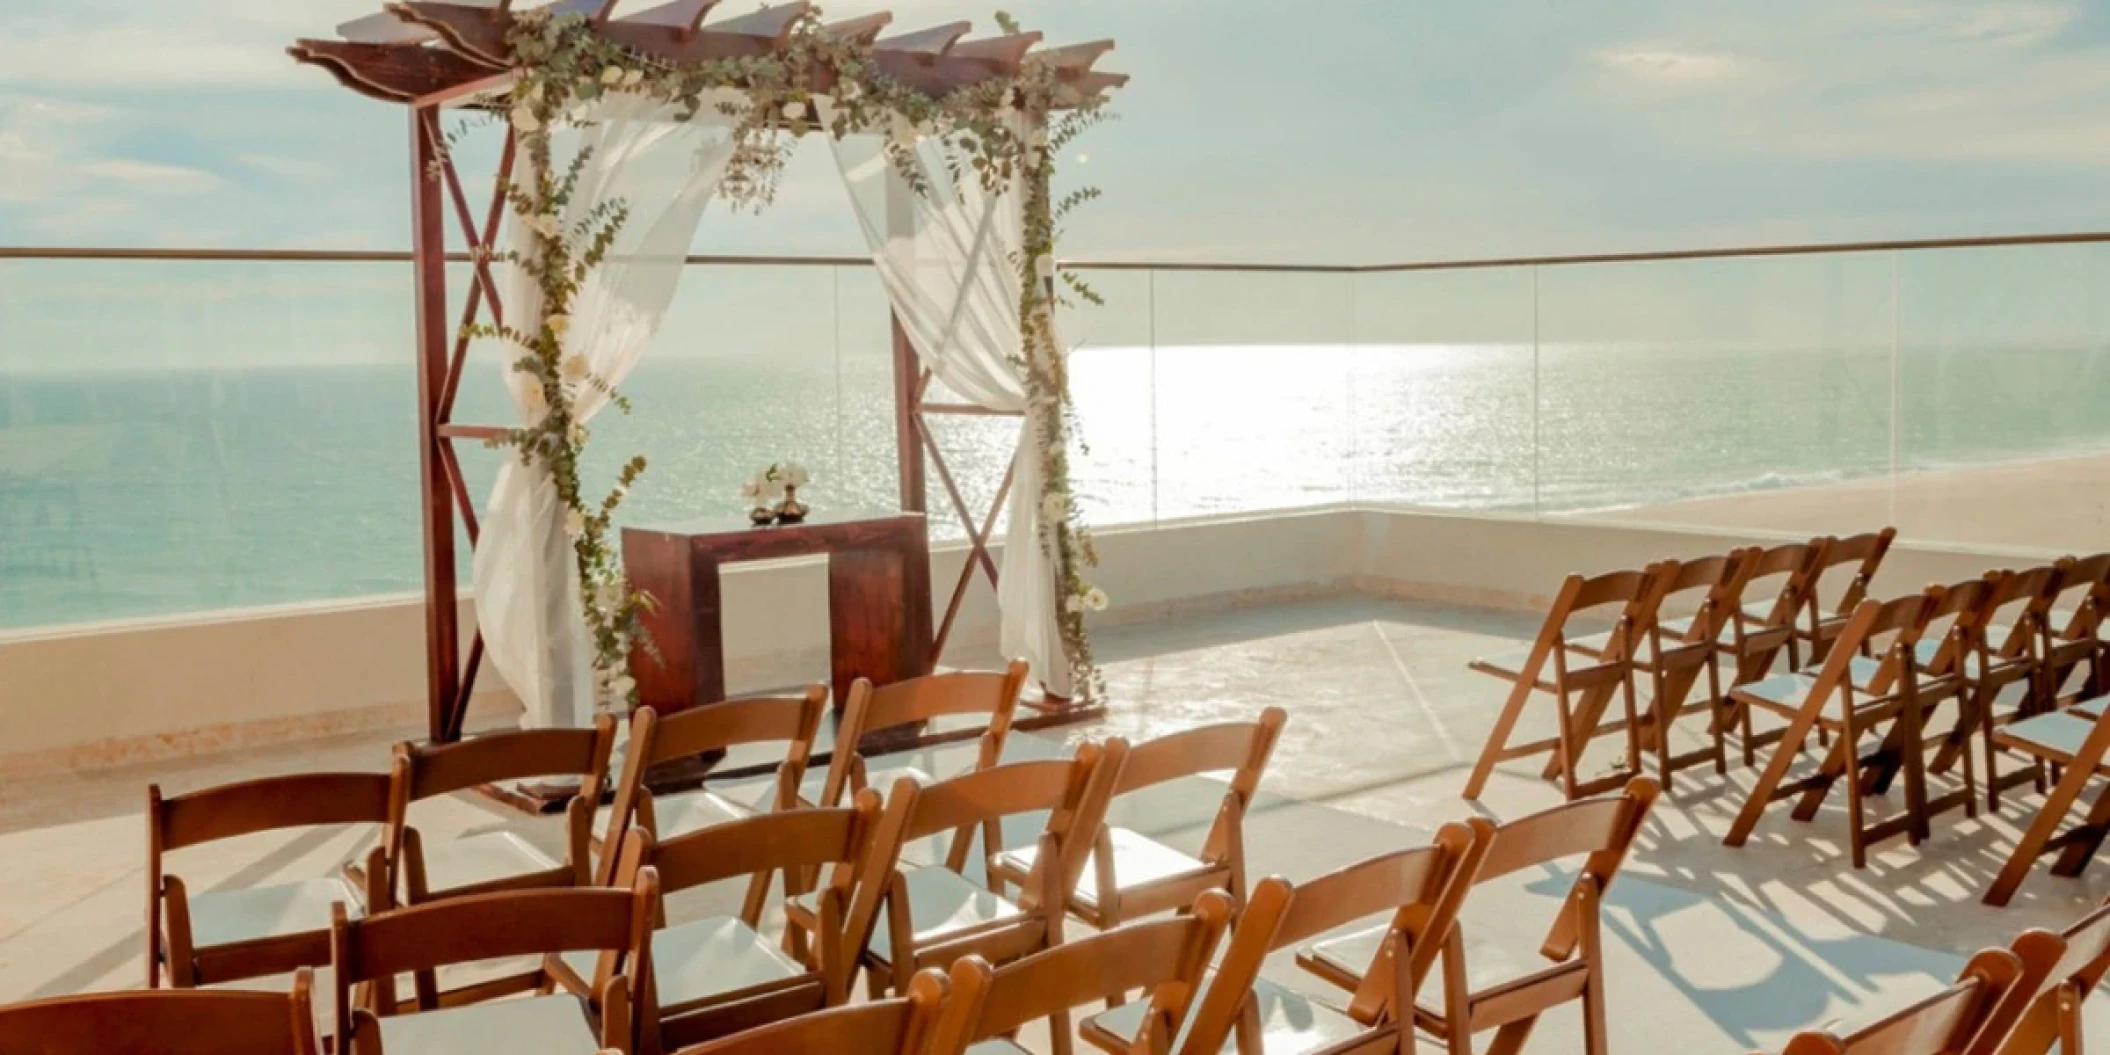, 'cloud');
1595,48,1753,85
77,159,225,195
0,0,378,89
